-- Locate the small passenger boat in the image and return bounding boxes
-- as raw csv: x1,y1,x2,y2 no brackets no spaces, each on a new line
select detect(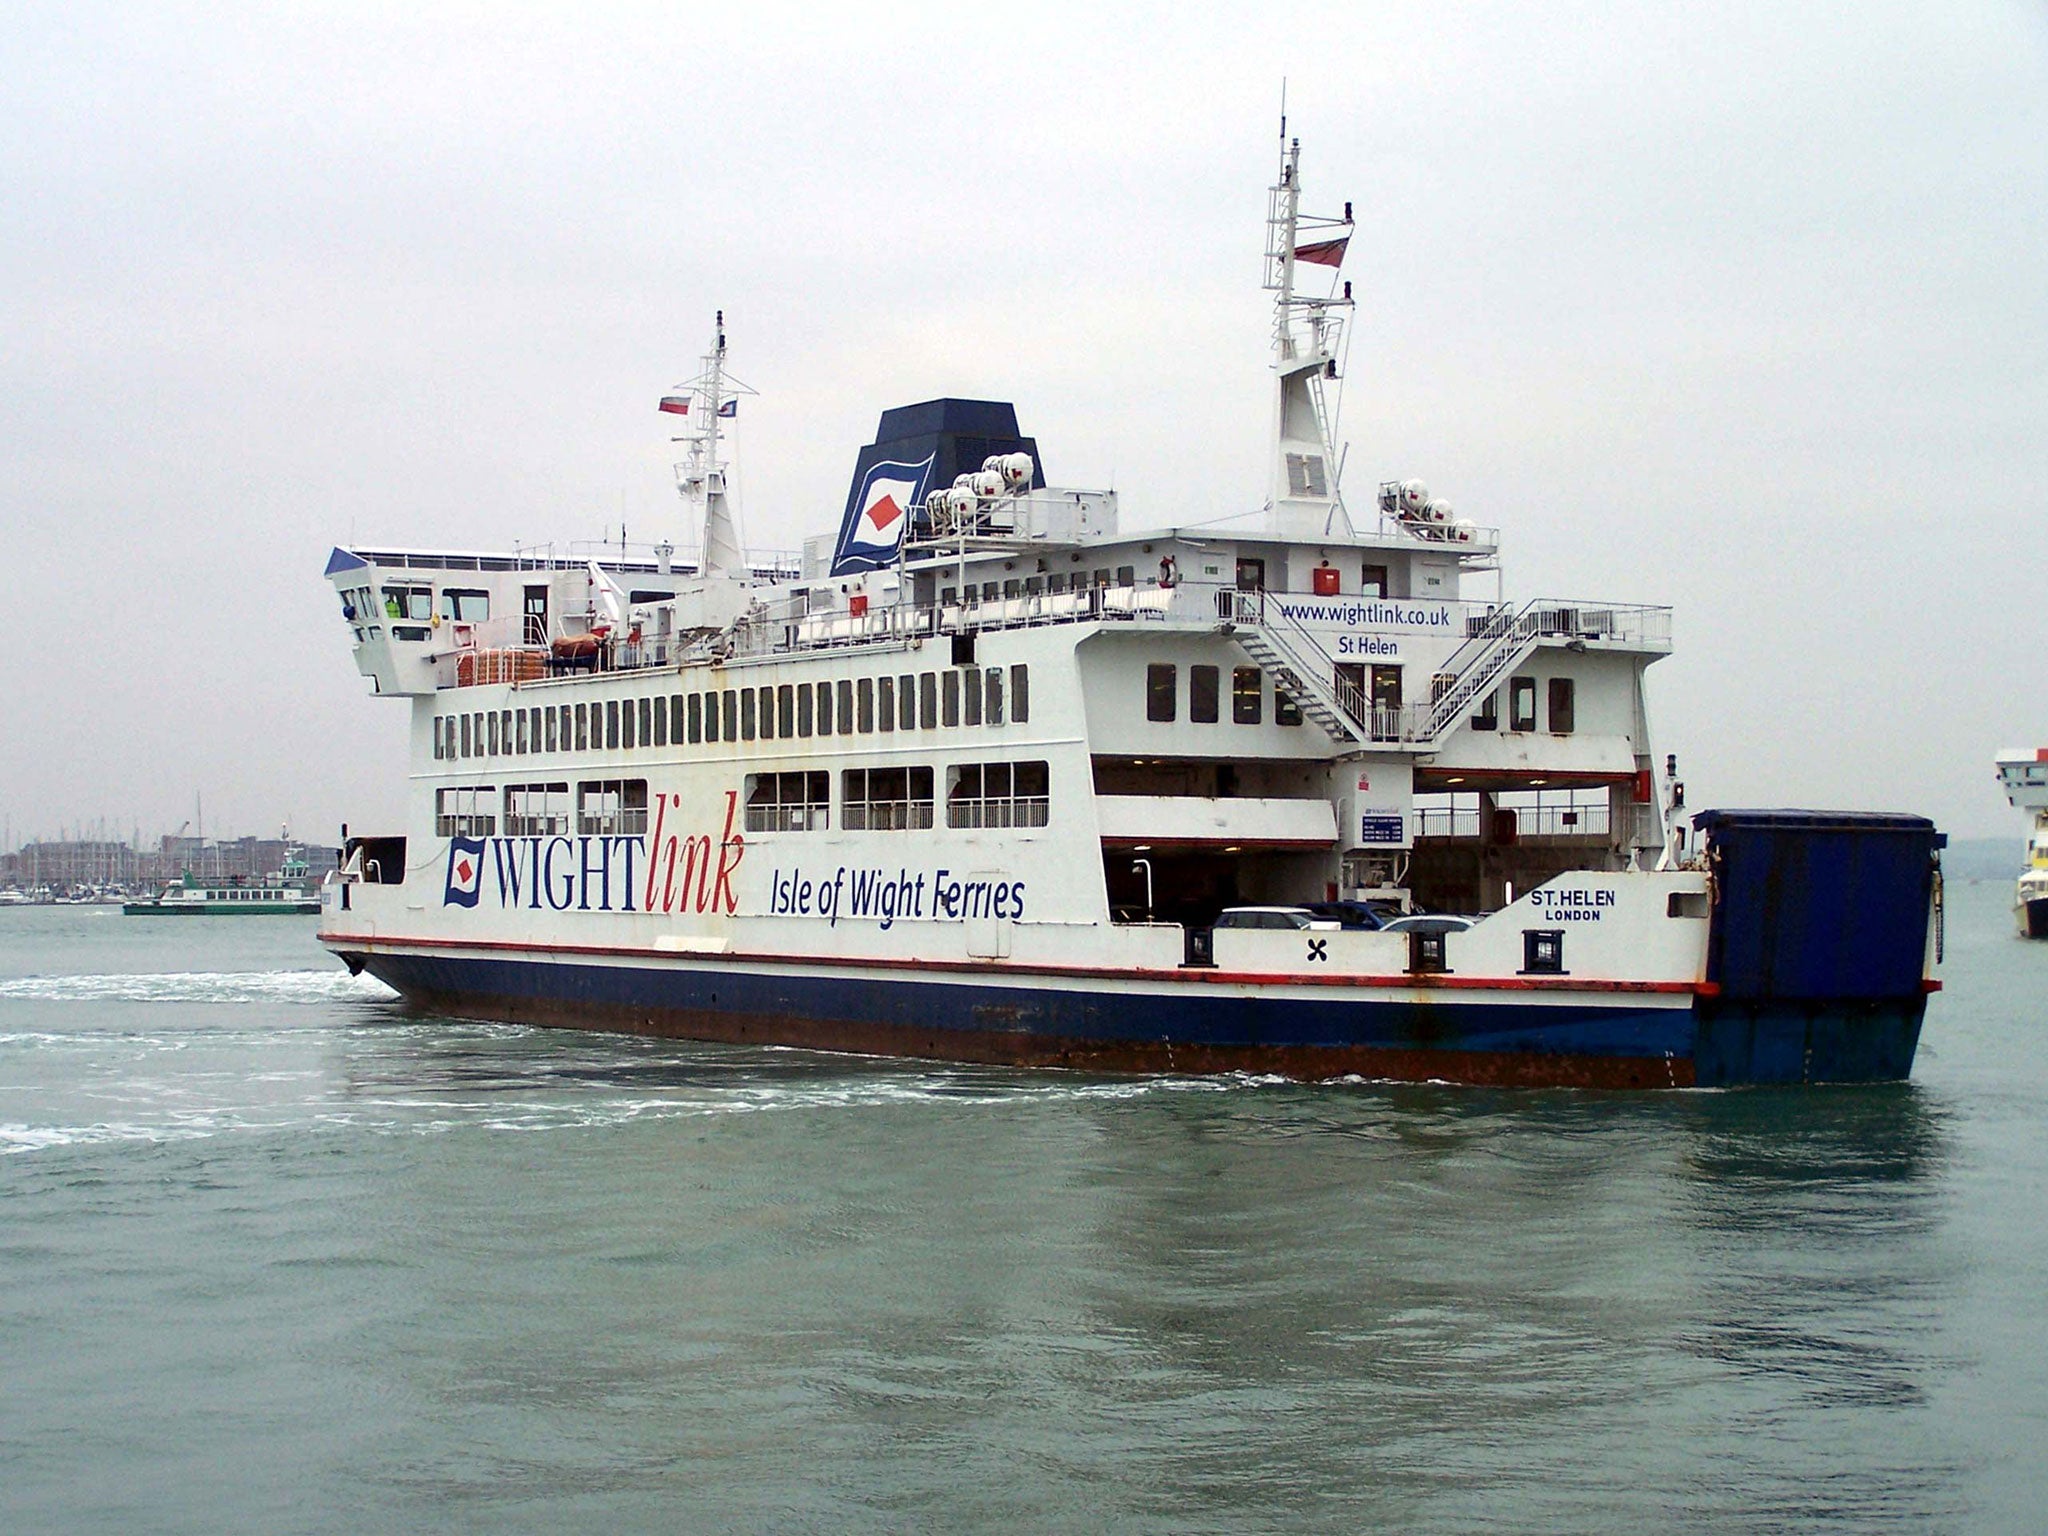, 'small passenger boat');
124,857,322,916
